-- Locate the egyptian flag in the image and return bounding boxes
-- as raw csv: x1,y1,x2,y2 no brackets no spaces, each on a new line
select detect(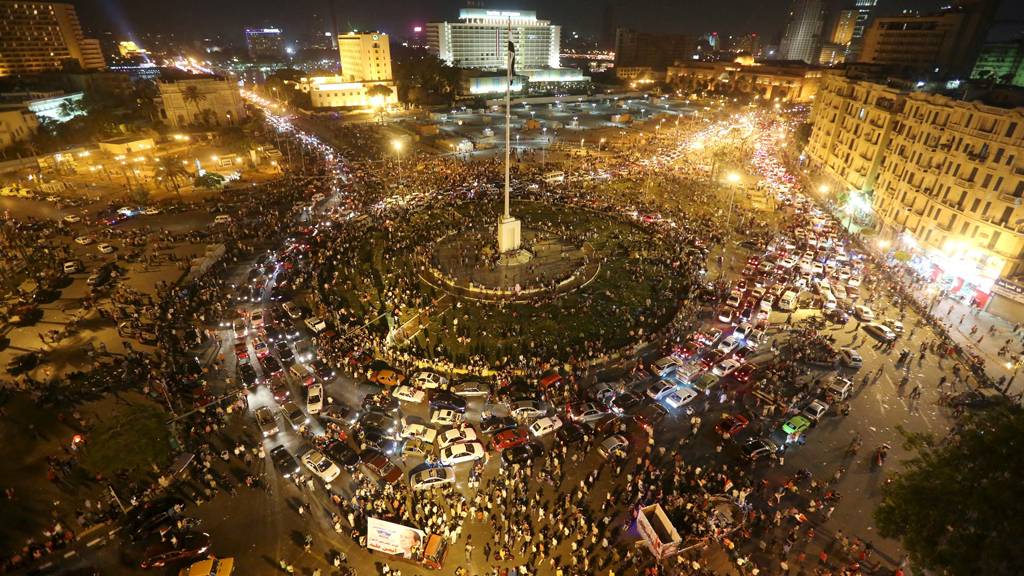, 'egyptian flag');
507,24,516,77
